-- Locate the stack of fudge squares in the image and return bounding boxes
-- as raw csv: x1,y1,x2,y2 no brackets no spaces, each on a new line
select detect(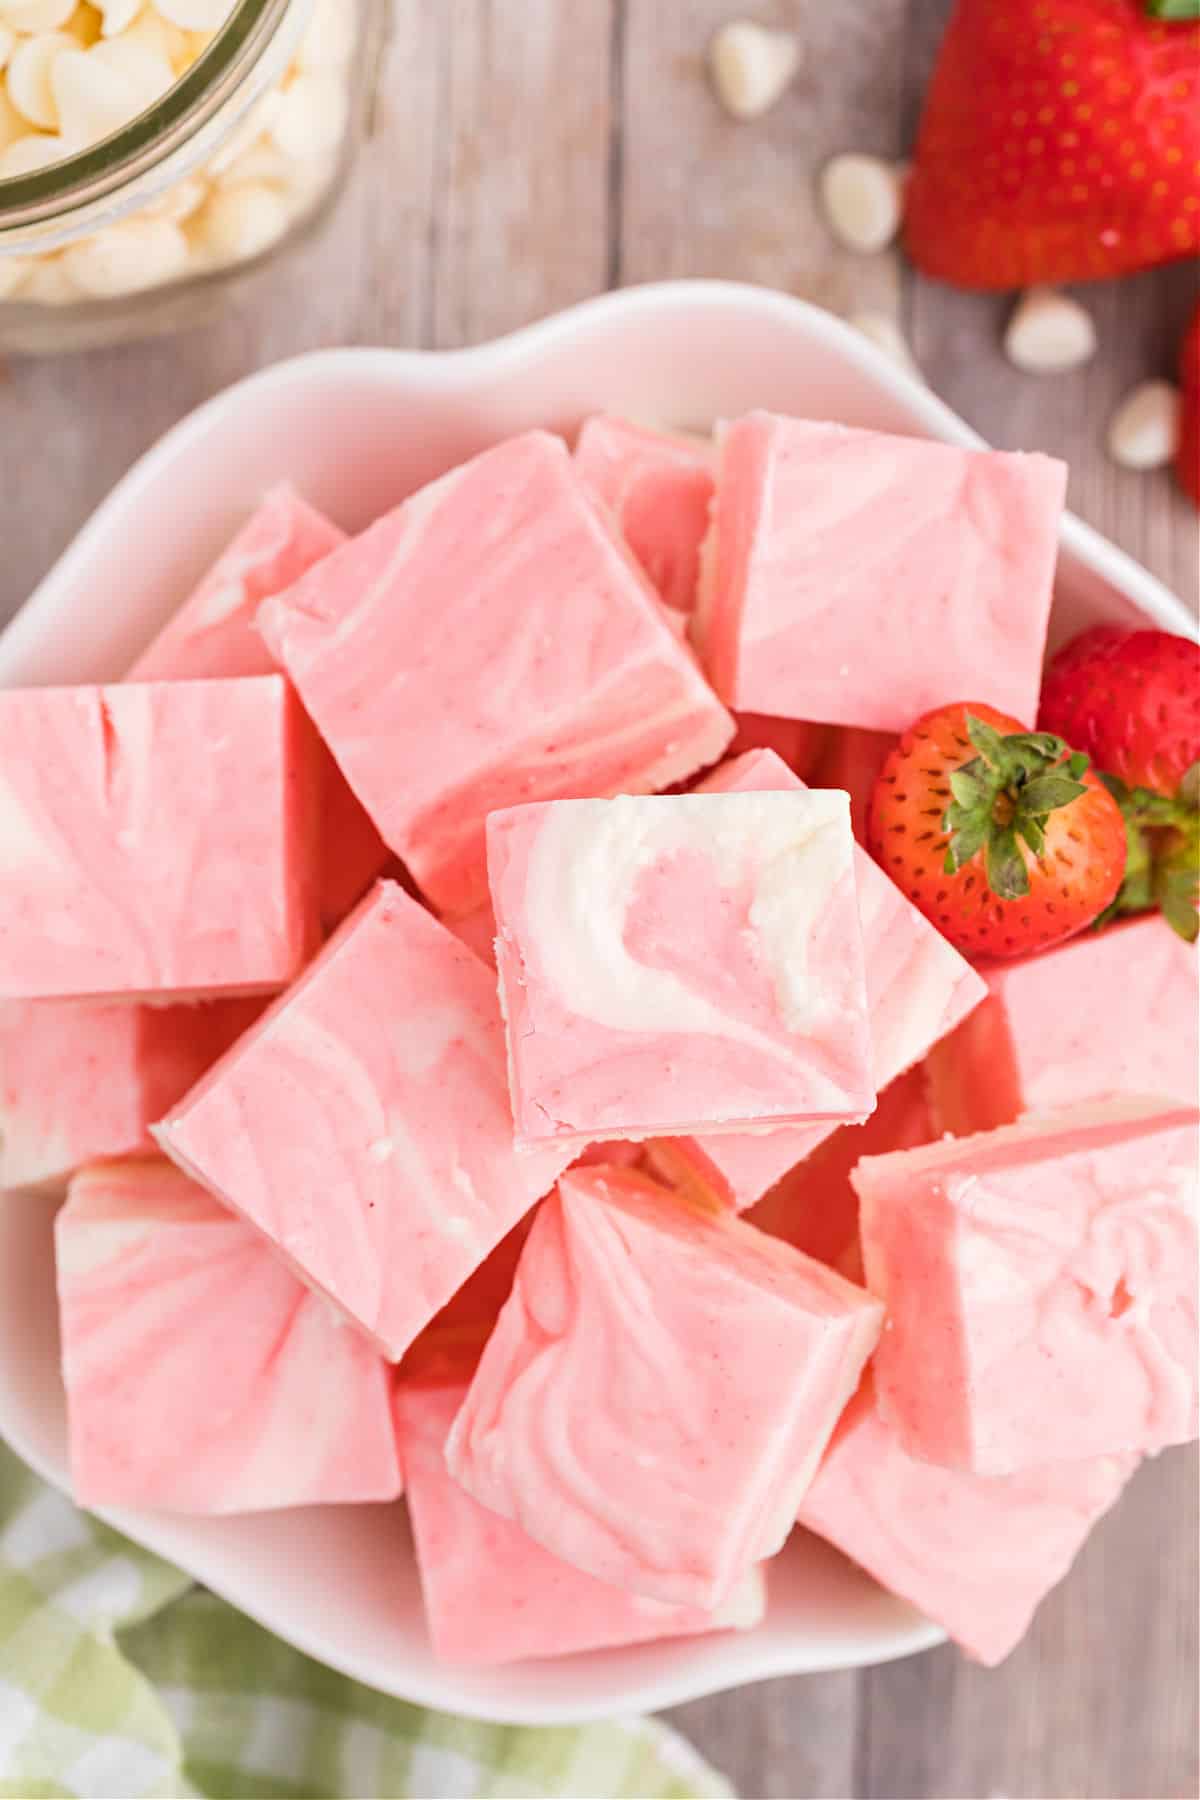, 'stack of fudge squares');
2,412,1196,1670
